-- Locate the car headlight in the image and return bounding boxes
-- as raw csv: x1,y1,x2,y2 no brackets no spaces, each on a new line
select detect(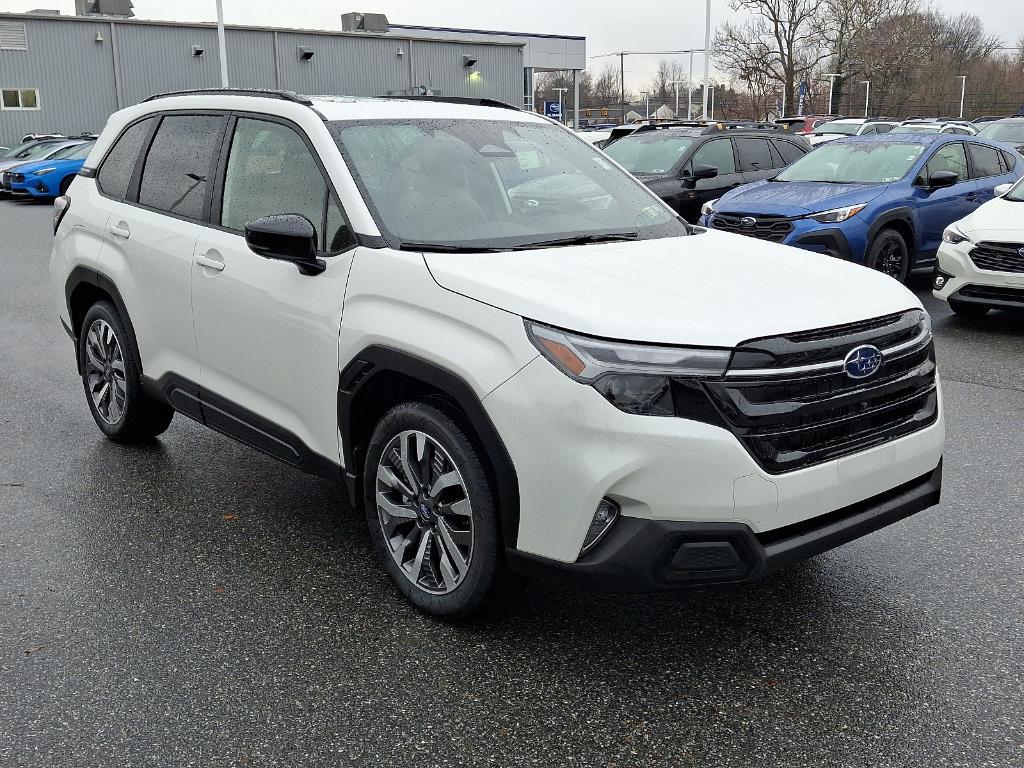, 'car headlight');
807,204,866,223
700,199,717,217
525,321,730,416
942,225,971,244
32,167,56,176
